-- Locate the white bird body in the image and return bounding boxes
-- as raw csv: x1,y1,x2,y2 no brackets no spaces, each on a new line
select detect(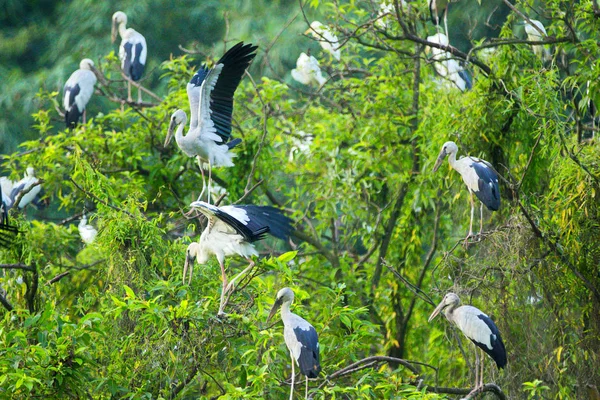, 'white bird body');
112,11,147,81
63,59,97,128
306,21,341,60
11,167,41,209
426,33,471,91
78,214,98,244
0,177,13,207
291,53,326,87
268,287,321,400
524,19,551,62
